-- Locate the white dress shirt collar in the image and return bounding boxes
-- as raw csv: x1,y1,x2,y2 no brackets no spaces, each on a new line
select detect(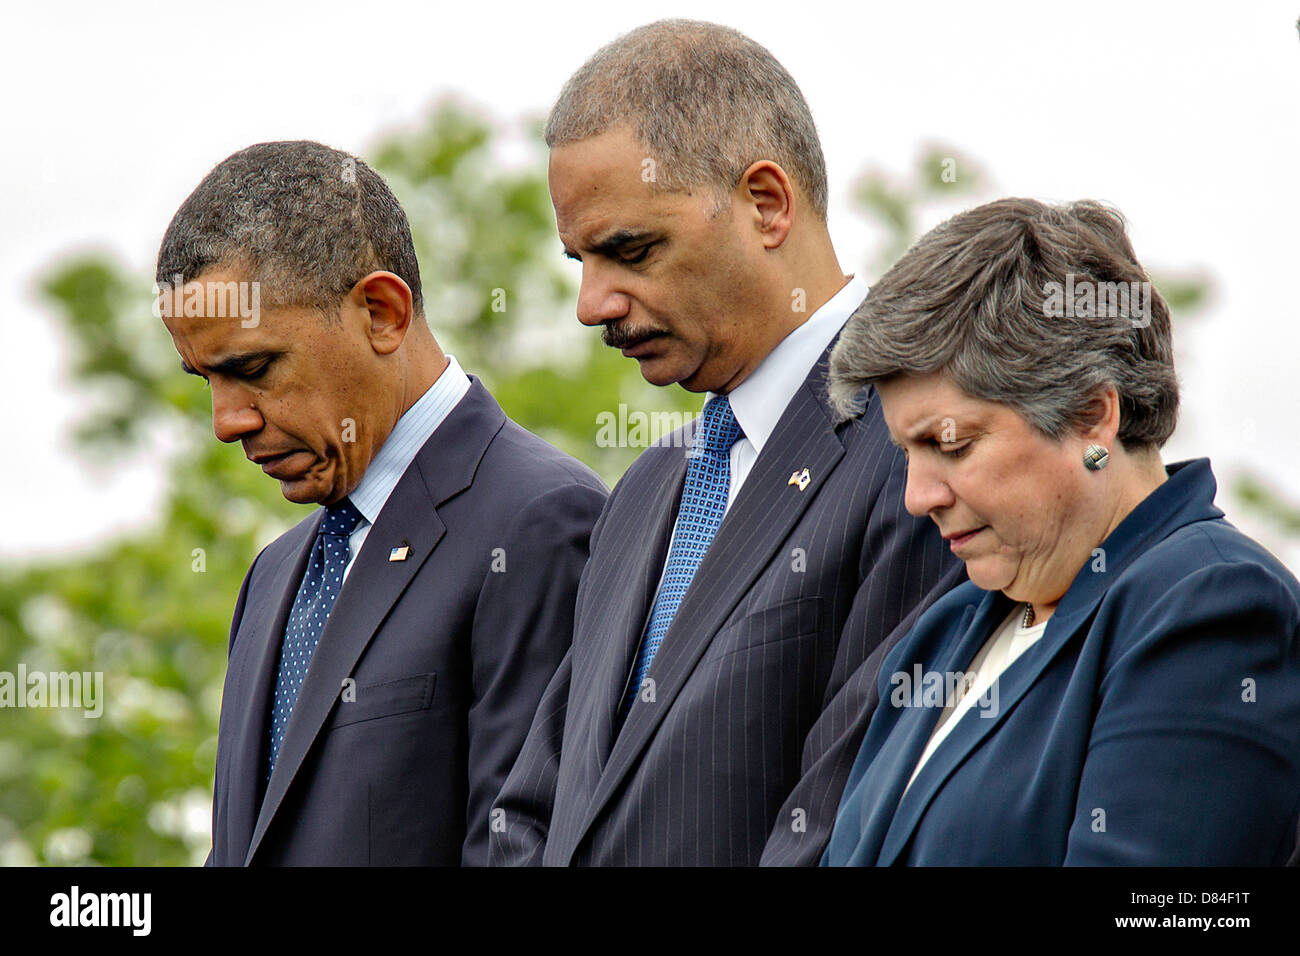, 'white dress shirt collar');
347,354,472,526
708,274,869,455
